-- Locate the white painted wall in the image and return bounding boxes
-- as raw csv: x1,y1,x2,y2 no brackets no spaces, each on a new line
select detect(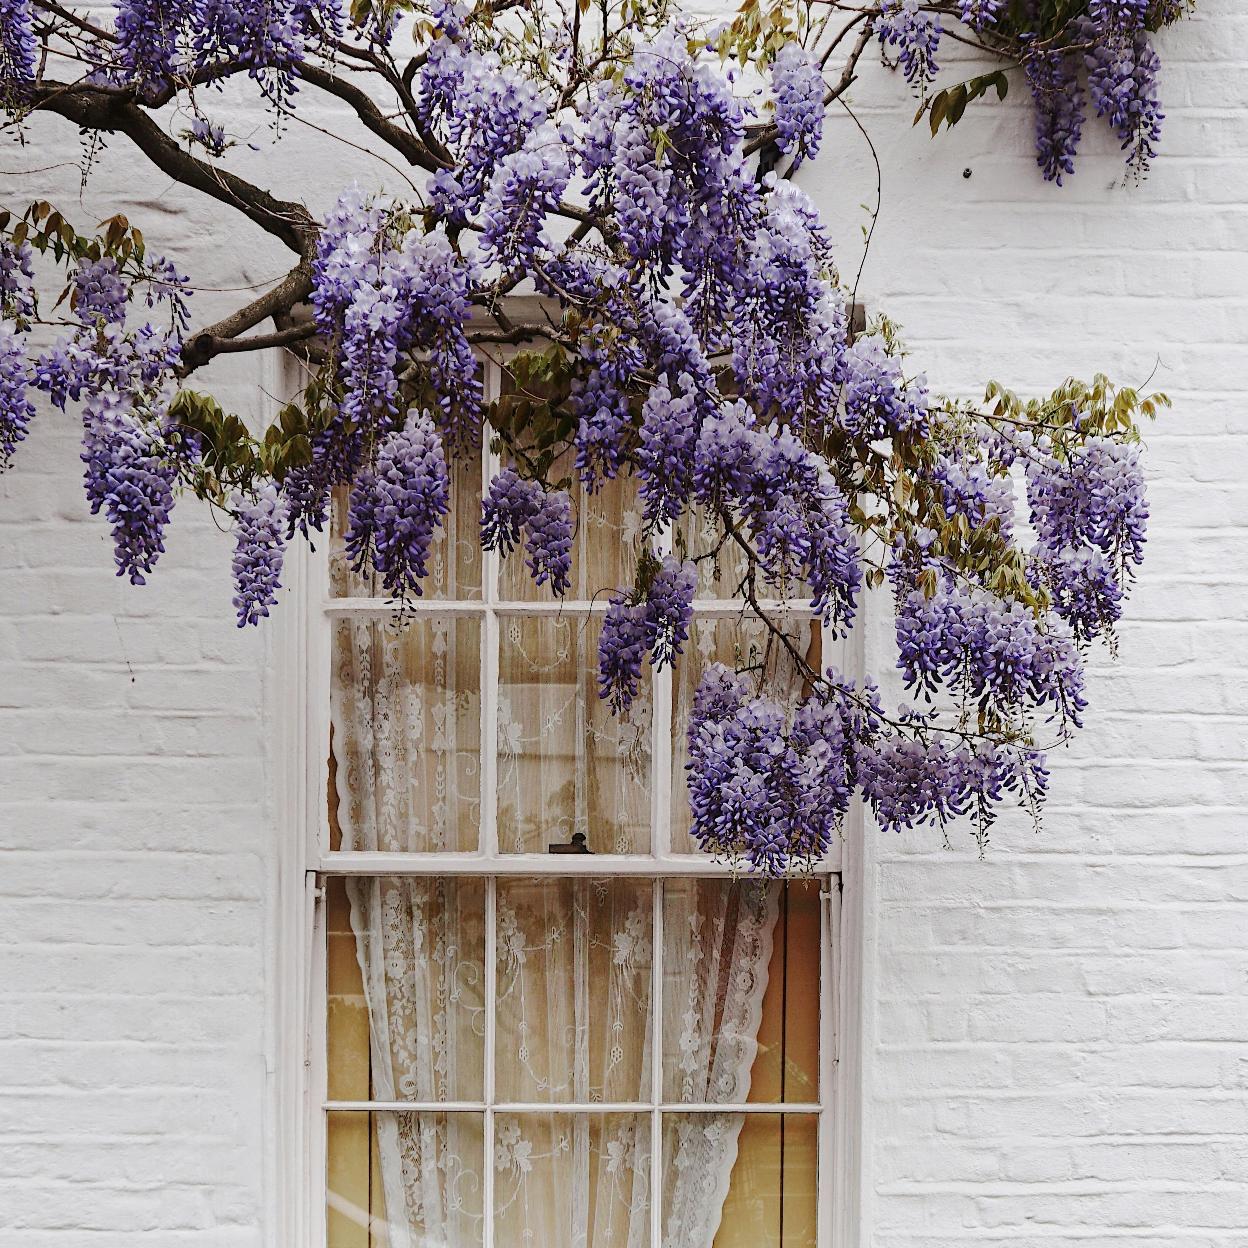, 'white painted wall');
1,4,1245,1244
